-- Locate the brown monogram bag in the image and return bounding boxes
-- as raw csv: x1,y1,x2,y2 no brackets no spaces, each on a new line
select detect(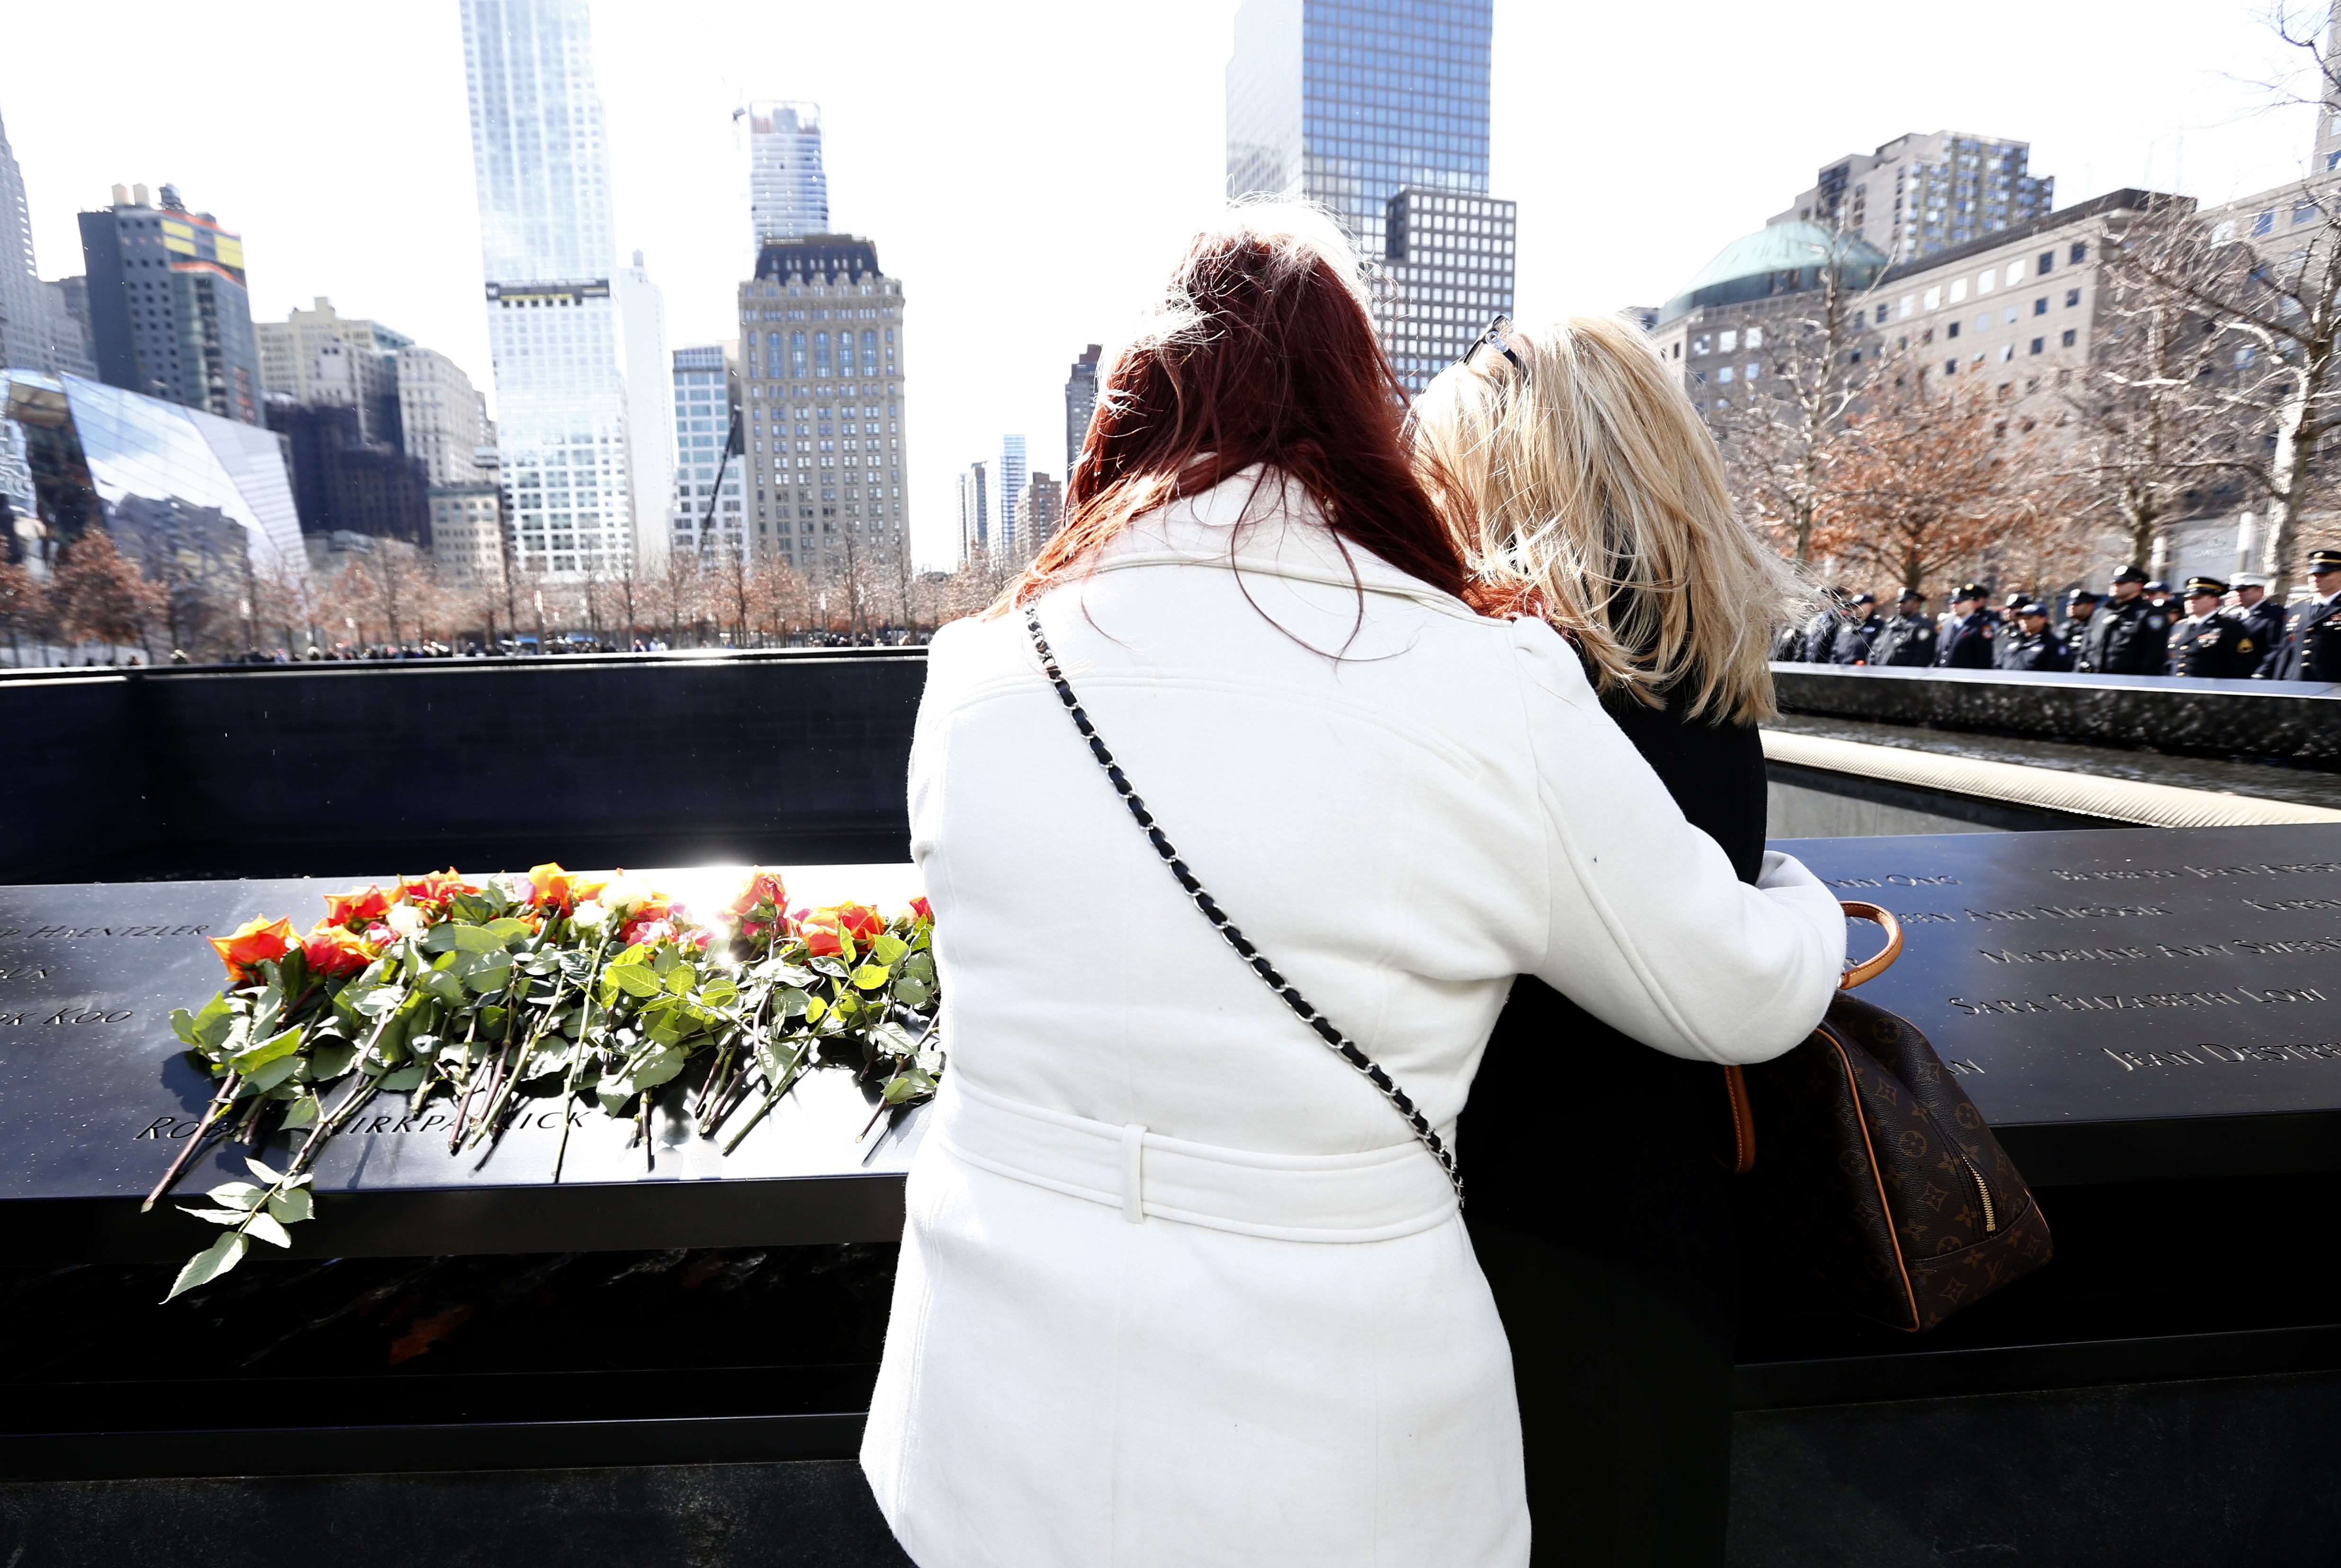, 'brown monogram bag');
1723,902,2053,1333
